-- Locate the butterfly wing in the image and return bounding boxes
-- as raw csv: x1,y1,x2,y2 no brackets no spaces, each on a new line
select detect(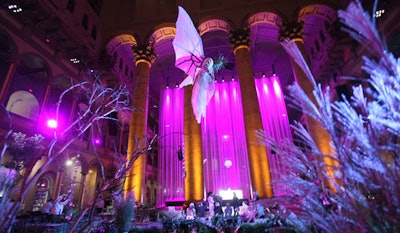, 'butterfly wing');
173,6,204,87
